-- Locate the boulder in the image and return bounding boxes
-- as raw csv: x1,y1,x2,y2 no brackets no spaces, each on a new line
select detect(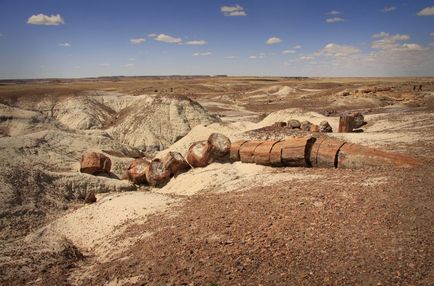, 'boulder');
127,158,150,184
300,121,312,131
187,140,211,167
145,159,171,187
162,151,191,177
208,133,231,161
319,121,333,133
288,119,301,129
80,152,111,175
